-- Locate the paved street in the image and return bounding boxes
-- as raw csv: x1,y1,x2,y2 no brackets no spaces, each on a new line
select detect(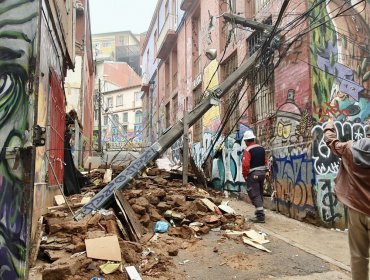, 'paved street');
165,198,351,280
